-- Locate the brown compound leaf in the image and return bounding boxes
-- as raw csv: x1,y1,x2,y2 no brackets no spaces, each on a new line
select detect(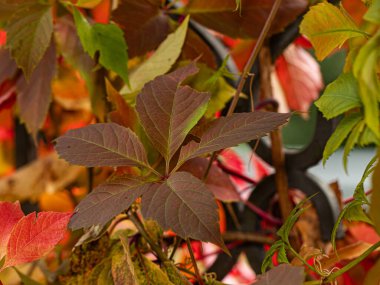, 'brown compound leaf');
141,172,227,251
112,0,170,58
55,123,150,169
136,63,210,166
69,175,153,230
186,0,308,39
177,111,290,168
179,157,240,202
255,264,304,285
